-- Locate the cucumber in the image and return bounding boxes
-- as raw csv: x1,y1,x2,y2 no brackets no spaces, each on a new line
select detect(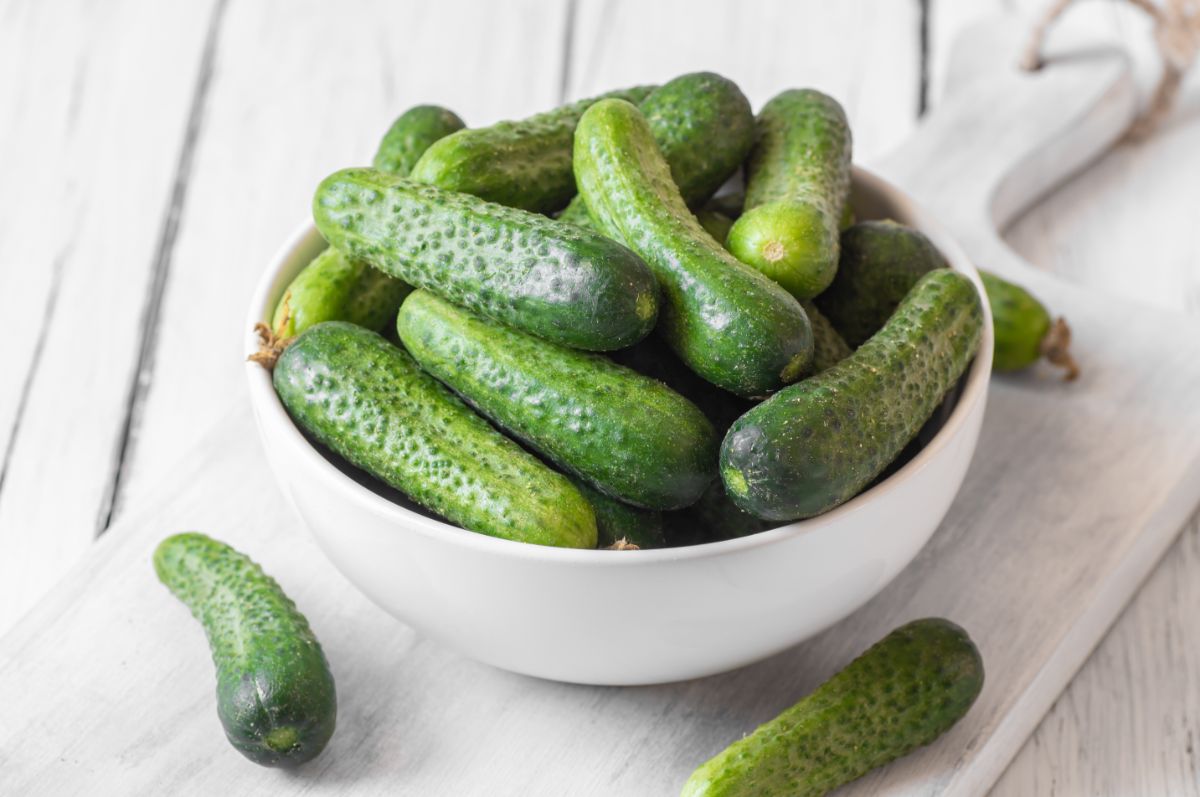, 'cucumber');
726,89,853,300
153,532,336,767
575,480,666,549
721,269,983,520
682,618,984,797
270,248,412,338
574,98,814,398
663,482,775,546
981,270,1079,380
374,104,465,176
695,209,734,245
410,85,654,214
273,322,596,547
800,300,852,374
815,220,947,347
558,72,755,227
313,168,659,351
703,191,744,220
397,290,716,510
